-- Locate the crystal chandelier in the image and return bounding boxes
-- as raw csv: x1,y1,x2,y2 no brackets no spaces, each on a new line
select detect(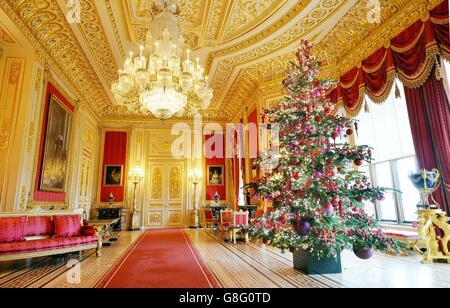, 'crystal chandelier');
111,0,213,120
